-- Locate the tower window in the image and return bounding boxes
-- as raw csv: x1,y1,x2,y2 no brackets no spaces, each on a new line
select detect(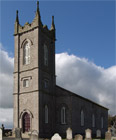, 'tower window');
44,44,48,66
23,79,29,87
44,80,49,89
61,106,66,124
45,105,48,124
92,114,95,127
23,42,30,65
81,110,84,126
